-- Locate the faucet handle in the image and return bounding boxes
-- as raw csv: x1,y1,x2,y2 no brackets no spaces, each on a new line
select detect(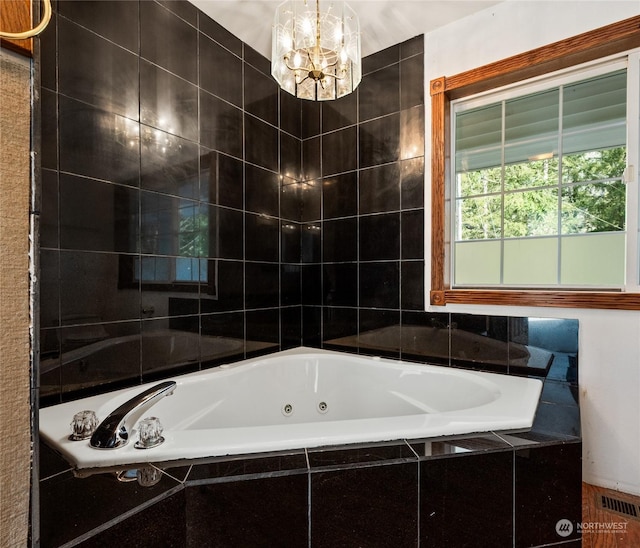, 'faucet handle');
135,416,165,449
69,410,99,441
